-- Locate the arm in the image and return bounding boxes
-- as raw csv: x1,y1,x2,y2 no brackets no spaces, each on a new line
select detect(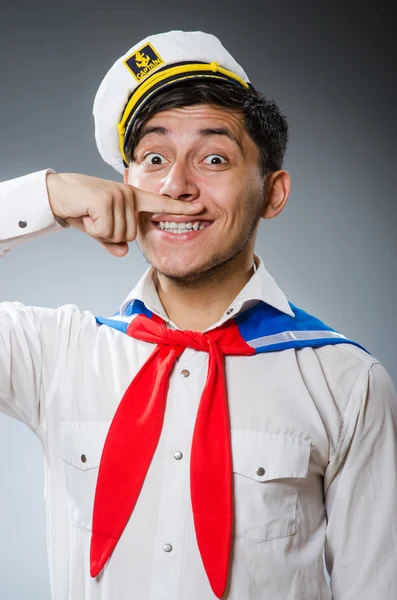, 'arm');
0,168,204,428
324,361,397,599
0,169,69,430
1,169,204,257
